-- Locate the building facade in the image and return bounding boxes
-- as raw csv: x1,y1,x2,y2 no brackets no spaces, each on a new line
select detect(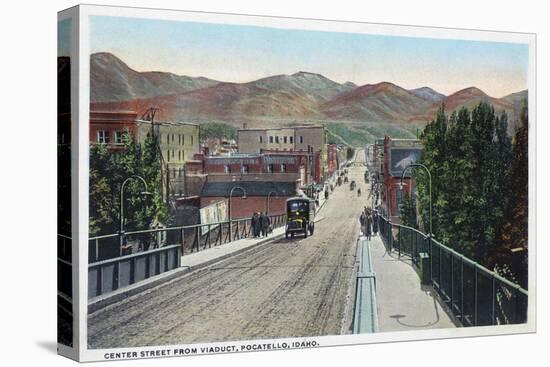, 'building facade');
381,136,423,220
237,125,327,183
136,120,200,198
89,111,138,149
